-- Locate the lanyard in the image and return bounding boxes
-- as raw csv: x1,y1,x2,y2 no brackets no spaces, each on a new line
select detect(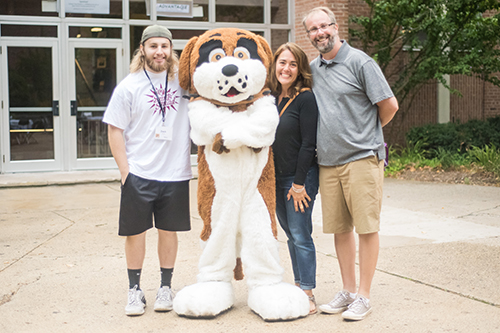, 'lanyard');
144,68,168,123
